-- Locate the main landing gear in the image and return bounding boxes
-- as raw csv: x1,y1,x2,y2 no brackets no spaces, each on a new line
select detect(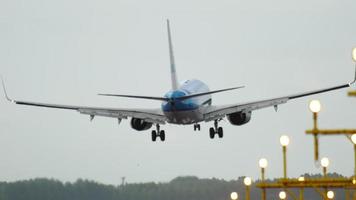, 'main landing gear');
151,124,165,142
193,123,201,131
209,119,223,139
